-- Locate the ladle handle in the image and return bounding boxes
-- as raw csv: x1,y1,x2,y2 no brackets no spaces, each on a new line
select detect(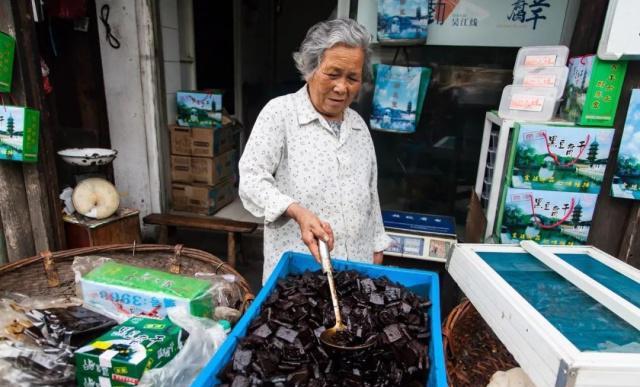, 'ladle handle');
319,239,342,326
